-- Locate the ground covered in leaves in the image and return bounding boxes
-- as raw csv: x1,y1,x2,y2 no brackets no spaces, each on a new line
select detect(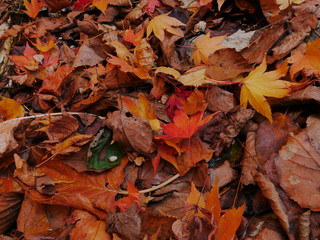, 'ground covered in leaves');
1,0,320,239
